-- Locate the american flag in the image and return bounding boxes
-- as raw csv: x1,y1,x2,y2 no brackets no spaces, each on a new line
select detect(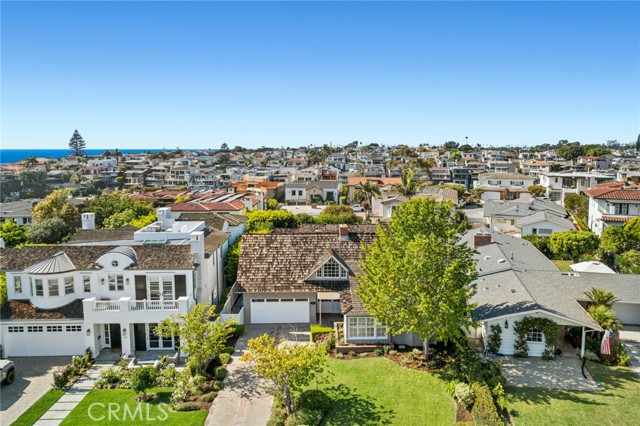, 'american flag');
601,329,612,356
